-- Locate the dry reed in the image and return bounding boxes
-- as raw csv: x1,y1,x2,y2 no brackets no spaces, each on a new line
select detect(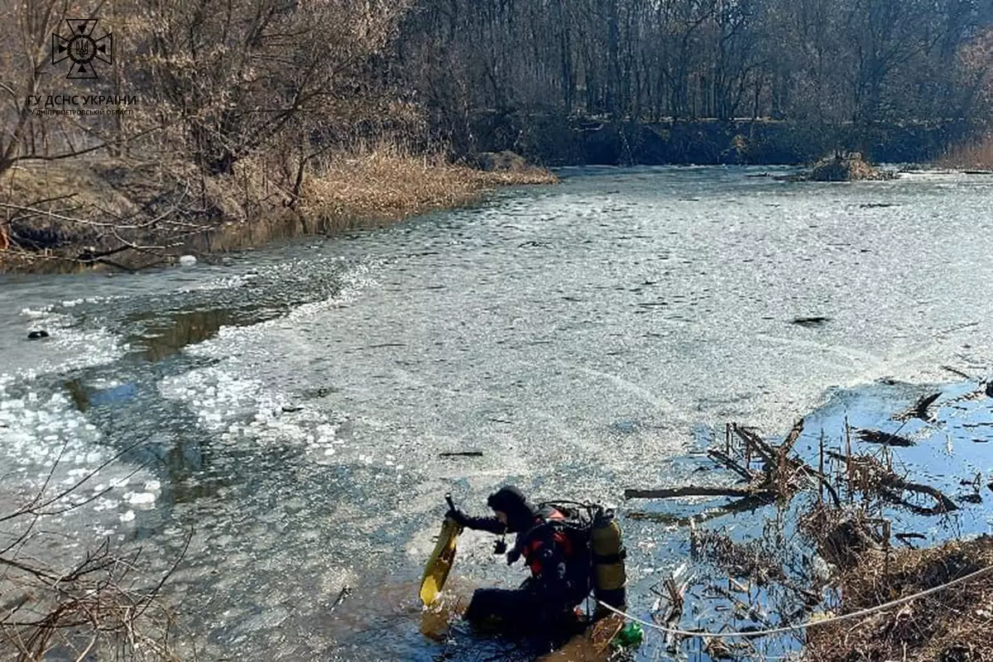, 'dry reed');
805,536,993,661
0,146,557,273
298,145,556,228
936,135,993,170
